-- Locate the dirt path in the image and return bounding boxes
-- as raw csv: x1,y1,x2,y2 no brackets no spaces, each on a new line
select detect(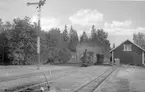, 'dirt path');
96,66,145,92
